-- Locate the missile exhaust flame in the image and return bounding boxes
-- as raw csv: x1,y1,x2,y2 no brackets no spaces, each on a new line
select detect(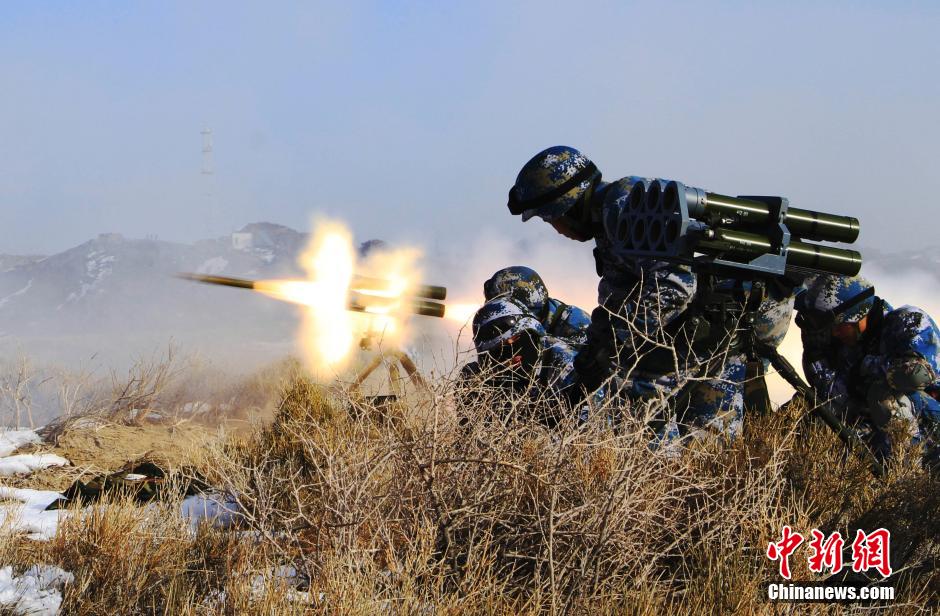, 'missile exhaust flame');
443,302,481,325
181,220,447,374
